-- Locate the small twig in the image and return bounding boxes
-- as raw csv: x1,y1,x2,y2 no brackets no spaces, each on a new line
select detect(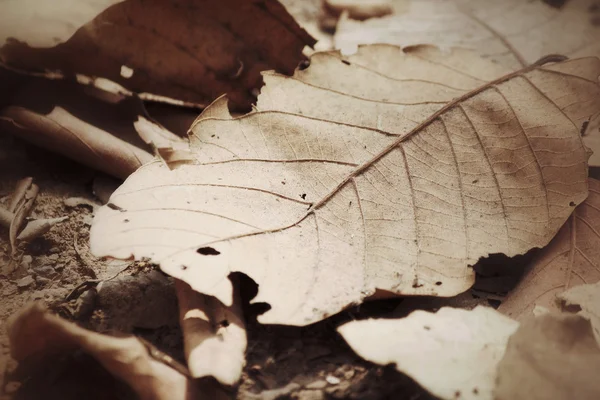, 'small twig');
65,256,132,301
